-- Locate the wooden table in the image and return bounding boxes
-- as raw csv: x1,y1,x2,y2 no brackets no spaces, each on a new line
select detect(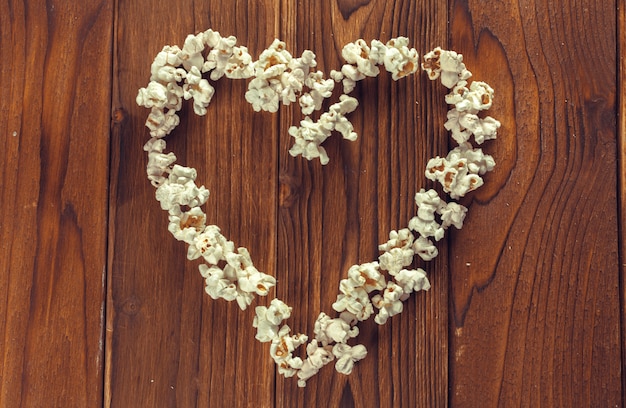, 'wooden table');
1,0,623,406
